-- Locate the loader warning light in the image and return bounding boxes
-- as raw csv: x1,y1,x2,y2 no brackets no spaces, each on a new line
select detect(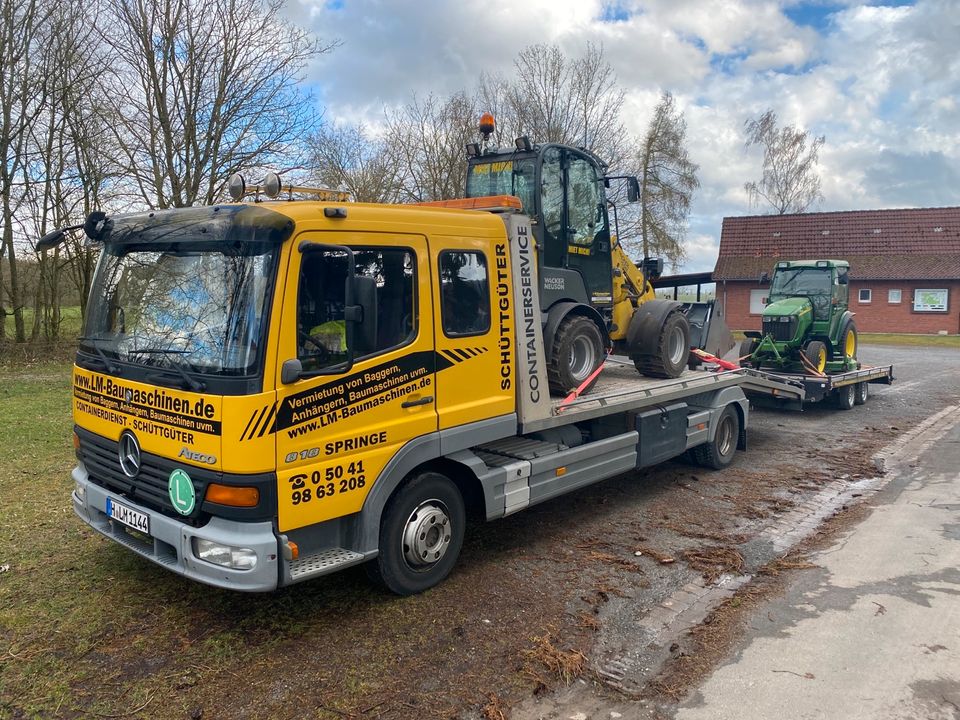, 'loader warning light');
479,112,495,138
